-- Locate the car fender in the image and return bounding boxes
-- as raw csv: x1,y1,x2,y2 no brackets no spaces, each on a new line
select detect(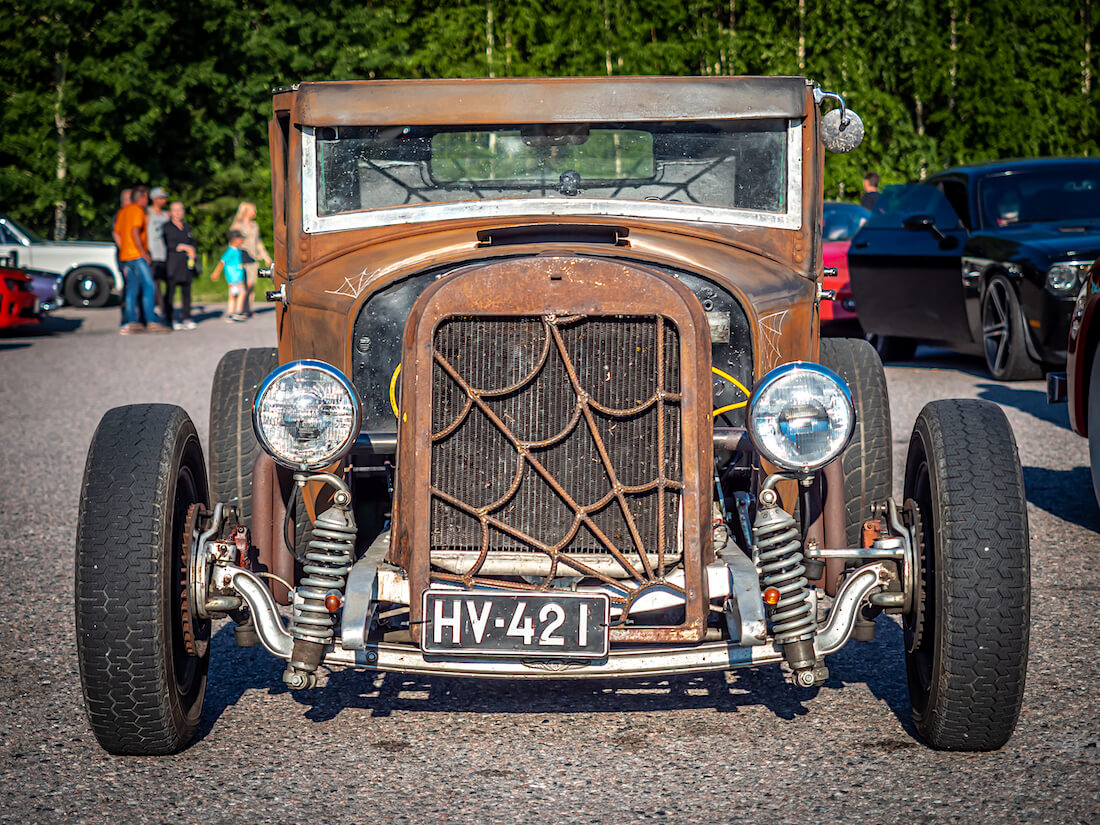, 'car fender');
1068,286,1100,436
29,244,123,292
